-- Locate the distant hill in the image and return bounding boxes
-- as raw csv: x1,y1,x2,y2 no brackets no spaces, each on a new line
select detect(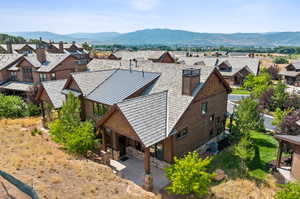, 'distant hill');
5,29,300,47
0,33,26,44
